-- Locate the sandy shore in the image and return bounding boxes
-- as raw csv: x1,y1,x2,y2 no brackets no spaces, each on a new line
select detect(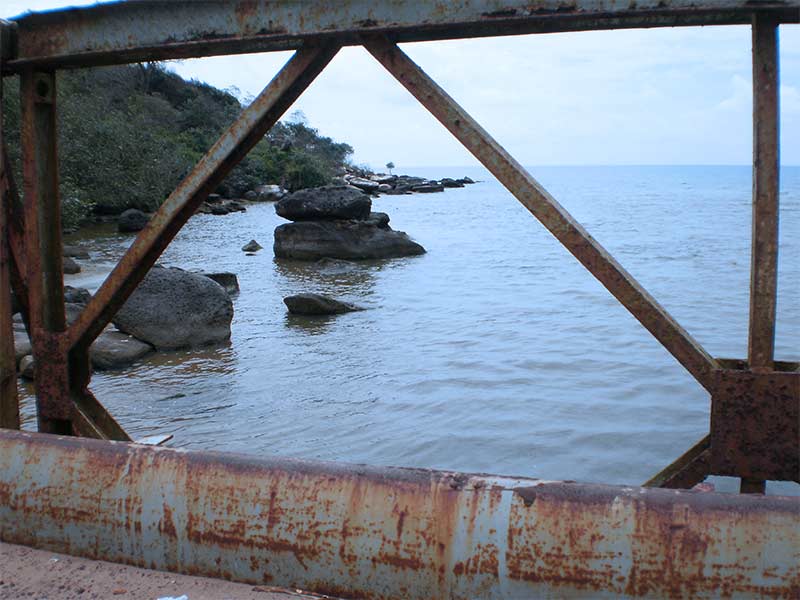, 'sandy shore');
0,542,336,600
